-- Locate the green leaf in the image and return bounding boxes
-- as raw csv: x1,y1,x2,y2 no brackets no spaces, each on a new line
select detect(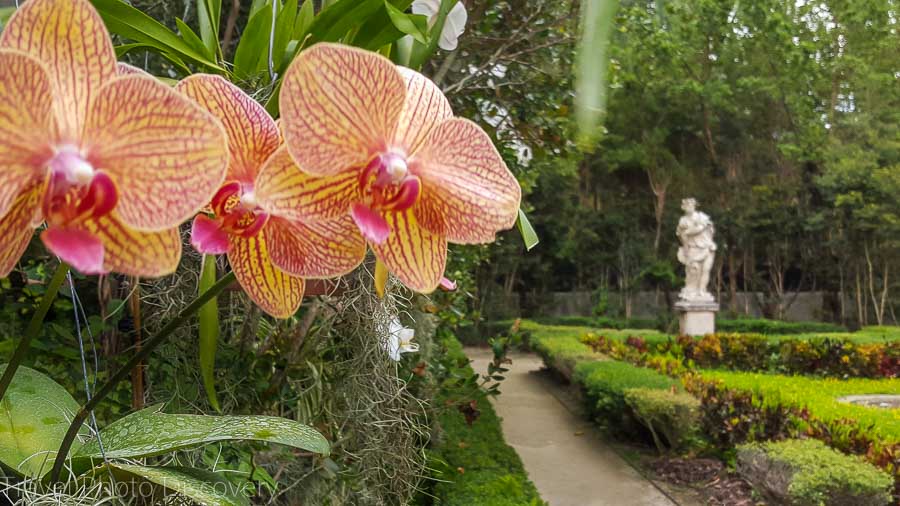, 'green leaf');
272,0,298,70
197,0,222,58
76,408,330,459
107,464,250,506
233,5,273,81
574,0,619,148
113,43,193,75
383,2,427,44
352,0,420,50
307,0,382,43
517,209,539,251
199,255,220,412
293,0,314,40
176,18,212,60
89,0,224,71
0,365,83,478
